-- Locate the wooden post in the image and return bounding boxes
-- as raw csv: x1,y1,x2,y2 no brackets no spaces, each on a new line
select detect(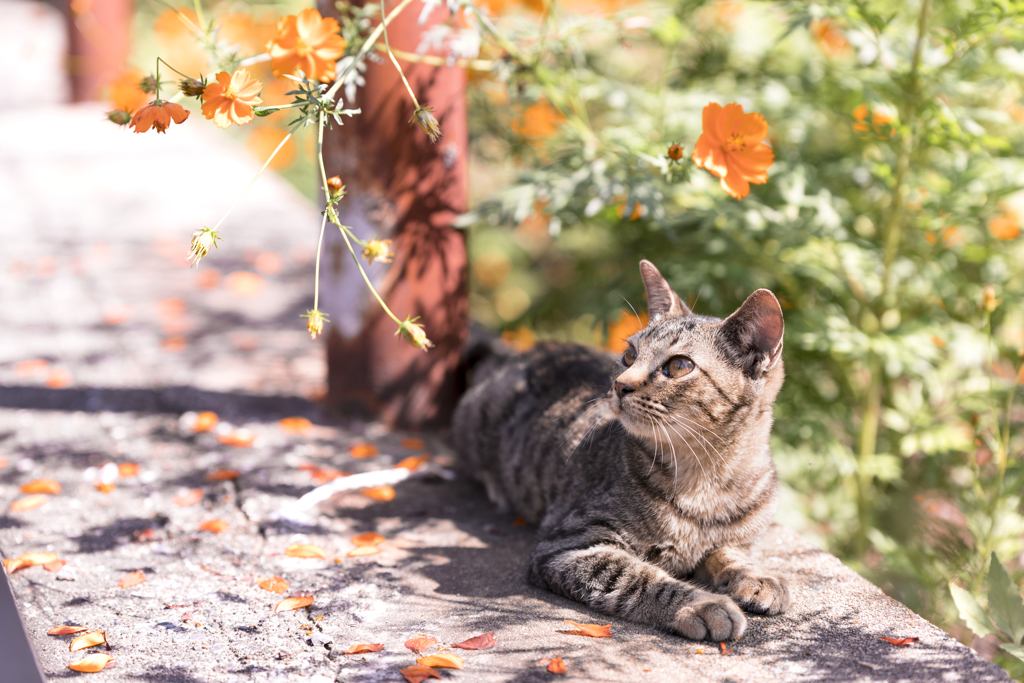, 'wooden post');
319,0,469,429
65,0,134,101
